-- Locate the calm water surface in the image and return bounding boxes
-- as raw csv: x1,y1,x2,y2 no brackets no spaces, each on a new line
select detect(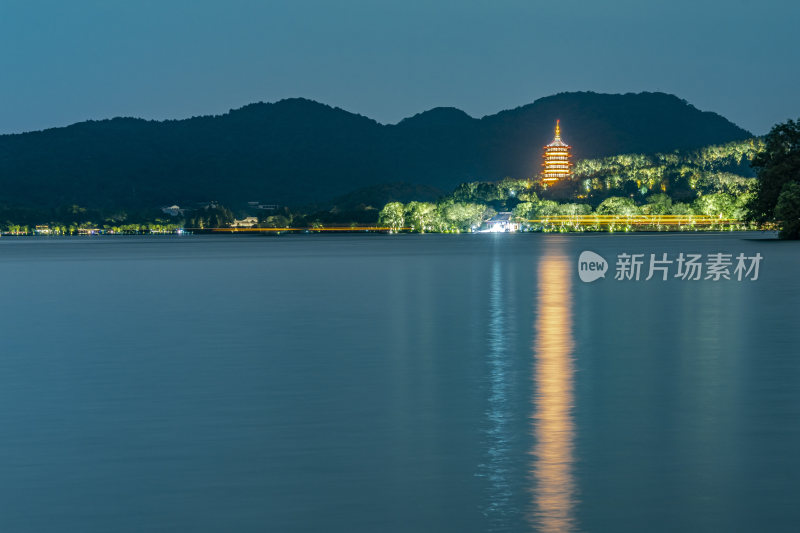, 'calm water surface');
1,233,798,532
